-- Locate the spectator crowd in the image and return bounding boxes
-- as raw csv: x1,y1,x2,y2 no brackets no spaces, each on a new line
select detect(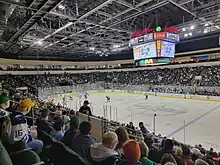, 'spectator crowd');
1,65,220,96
